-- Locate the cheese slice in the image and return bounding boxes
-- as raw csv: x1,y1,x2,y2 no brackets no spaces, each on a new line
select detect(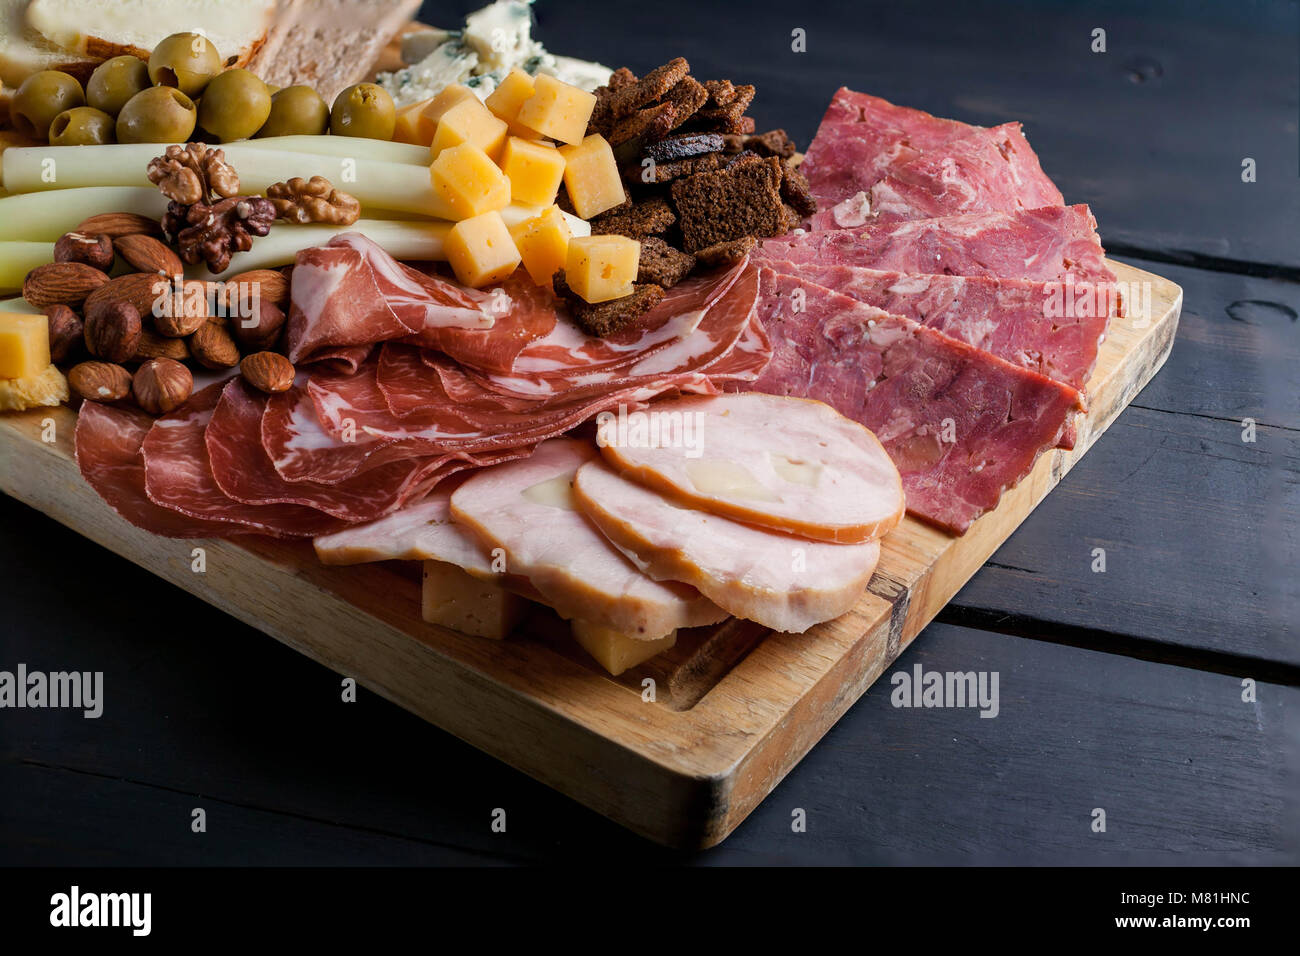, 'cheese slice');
571,620,676,676
423,560,524,640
